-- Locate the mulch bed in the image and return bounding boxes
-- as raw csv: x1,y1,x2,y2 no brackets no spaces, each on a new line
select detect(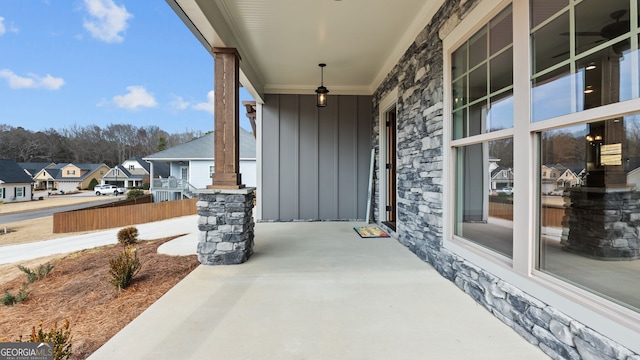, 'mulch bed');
0,237,199,359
